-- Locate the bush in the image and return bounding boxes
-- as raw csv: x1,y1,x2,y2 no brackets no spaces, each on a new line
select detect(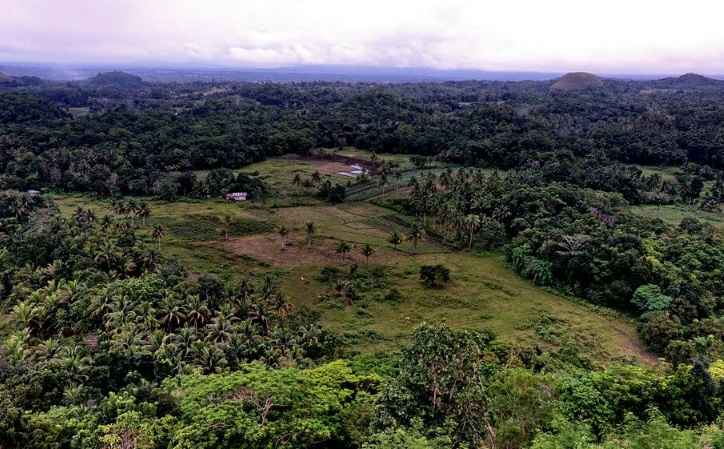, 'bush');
419,264,451,287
